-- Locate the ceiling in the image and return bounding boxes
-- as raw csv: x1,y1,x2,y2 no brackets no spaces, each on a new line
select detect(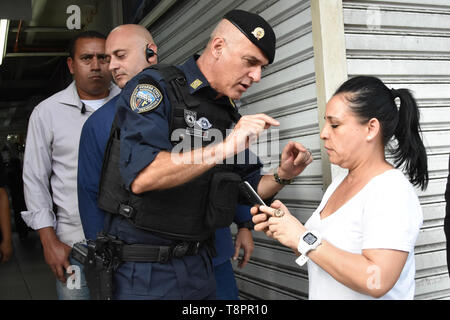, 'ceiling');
0,0,174,145
0,0,128,144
